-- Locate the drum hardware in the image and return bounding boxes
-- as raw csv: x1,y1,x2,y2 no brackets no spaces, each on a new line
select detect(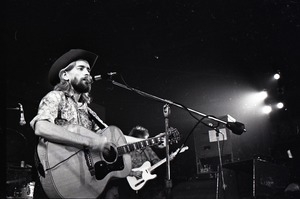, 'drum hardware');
6,104,33,198
6,162,34,199
6,103,26,126
6,178,27,184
